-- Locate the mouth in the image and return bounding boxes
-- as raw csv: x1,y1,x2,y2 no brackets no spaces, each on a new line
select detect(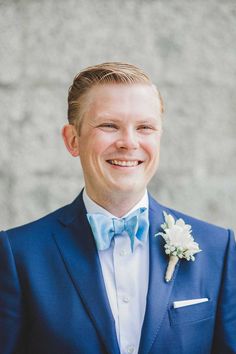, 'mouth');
107,159,143,167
